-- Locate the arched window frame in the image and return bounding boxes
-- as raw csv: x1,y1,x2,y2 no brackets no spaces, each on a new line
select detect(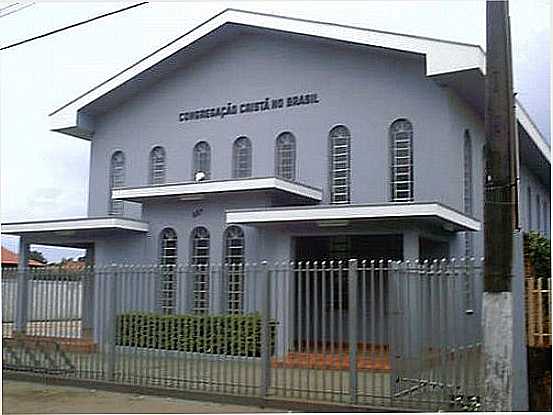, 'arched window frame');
192,141,211,180
109,151,125,215
528,186,533,230
390,119,414,202
328,125,351,204
536,194,541,233
232,137,252,178
544,200,549,237
223,225,245,314
149,146,166,185
190,226,210,314
275,132,296,181
463,130,474,258
159,227,177,315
